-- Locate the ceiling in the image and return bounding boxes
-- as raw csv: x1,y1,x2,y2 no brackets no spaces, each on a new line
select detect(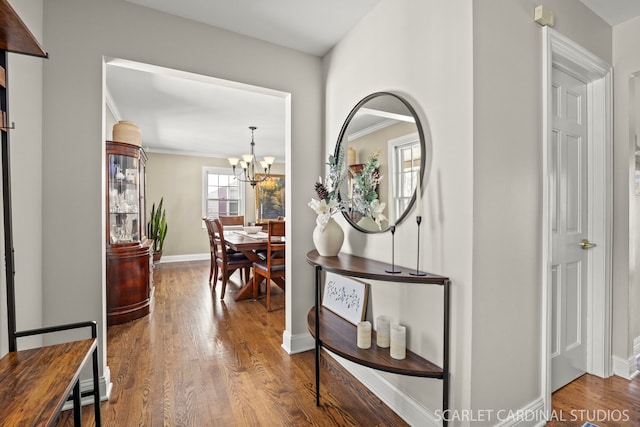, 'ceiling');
108,0,640,160
579,0,640,25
